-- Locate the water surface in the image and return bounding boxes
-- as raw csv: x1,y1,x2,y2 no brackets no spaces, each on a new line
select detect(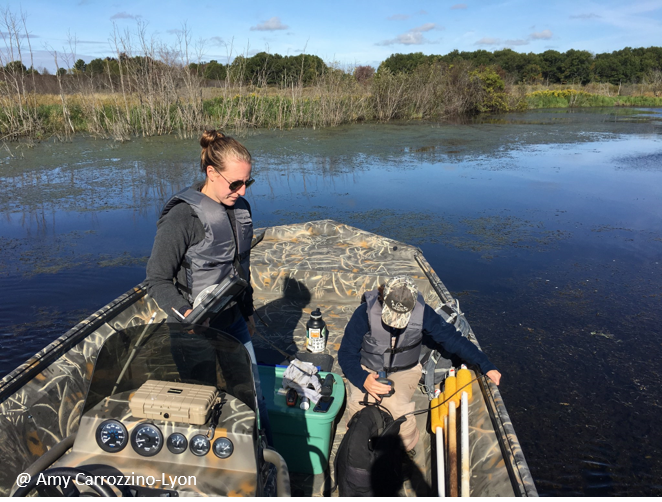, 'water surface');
1,108,661,495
